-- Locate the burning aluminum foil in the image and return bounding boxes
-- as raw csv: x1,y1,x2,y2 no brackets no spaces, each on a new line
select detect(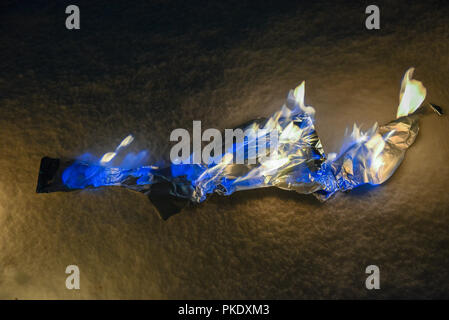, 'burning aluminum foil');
36,68,429,219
